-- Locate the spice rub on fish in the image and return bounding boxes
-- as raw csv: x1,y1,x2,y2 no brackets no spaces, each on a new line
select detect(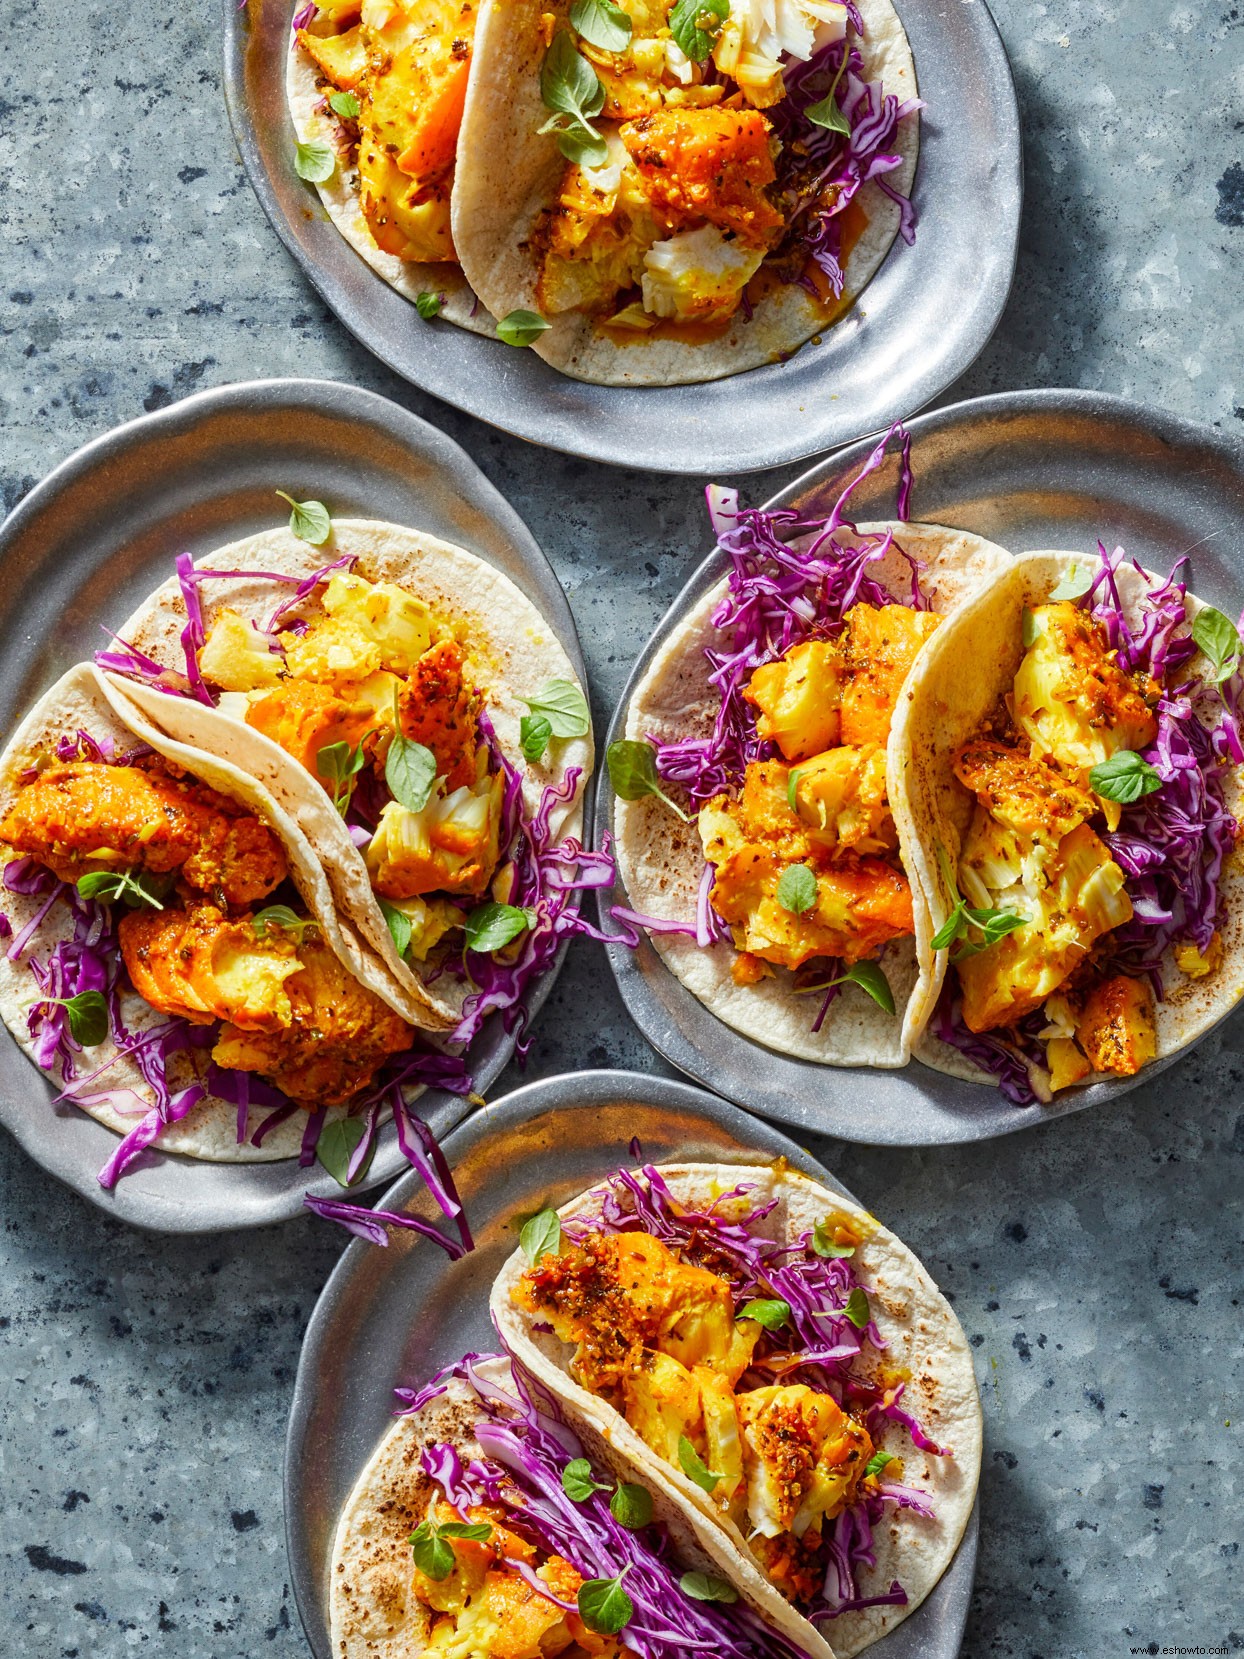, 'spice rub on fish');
0,760,287,907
